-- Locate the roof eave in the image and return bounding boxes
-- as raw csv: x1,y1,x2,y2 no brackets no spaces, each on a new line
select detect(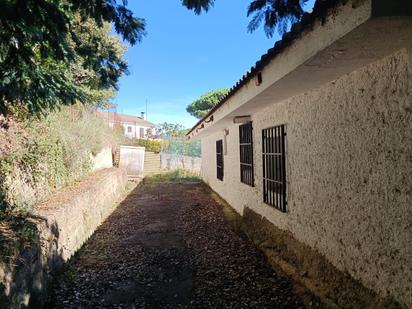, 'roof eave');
187,0,412,139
